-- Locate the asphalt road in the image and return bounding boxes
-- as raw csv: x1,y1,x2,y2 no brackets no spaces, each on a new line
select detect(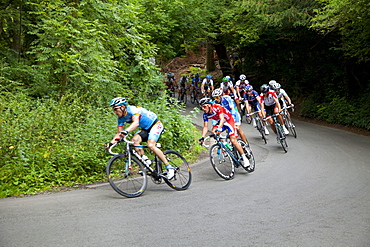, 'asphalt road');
1,103,369,247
